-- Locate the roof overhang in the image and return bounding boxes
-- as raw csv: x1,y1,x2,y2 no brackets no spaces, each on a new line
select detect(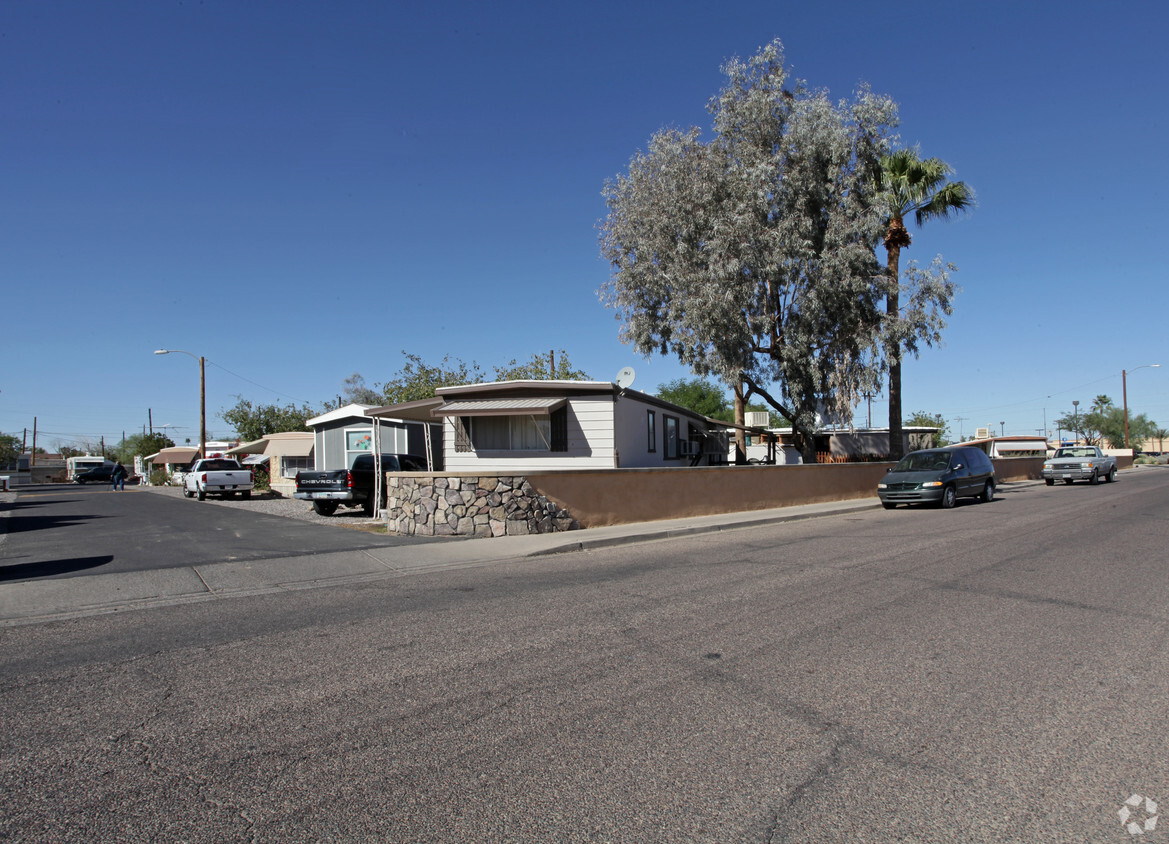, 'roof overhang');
435,397,567,417
152,447,199,465
264,434,315,457
366,397,445,423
